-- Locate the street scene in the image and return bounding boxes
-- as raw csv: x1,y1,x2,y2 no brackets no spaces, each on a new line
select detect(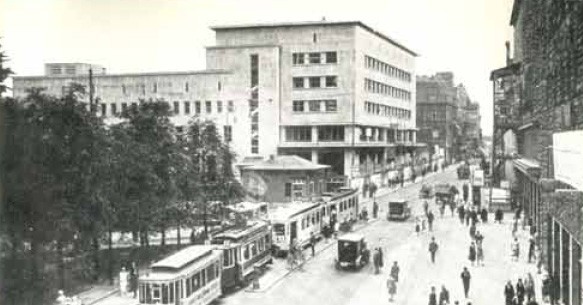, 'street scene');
0,1,582,305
